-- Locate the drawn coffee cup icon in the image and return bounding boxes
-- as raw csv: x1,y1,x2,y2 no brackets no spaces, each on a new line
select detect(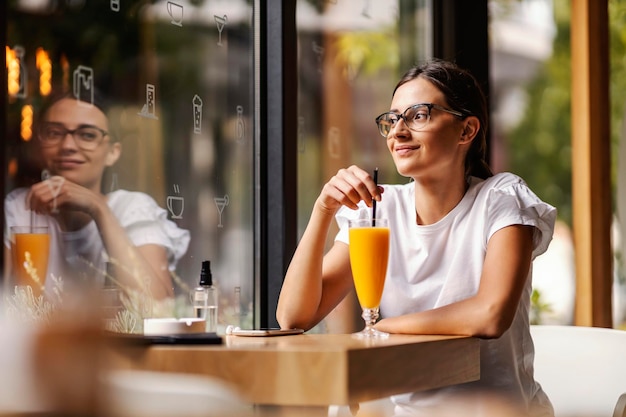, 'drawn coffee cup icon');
167,195,184,219
167,1,183,27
